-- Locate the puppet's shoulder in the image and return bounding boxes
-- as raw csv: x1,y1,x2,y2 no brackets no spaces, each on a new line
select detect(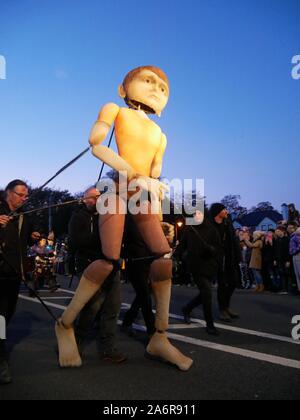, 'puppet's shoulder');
98,103,120,125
